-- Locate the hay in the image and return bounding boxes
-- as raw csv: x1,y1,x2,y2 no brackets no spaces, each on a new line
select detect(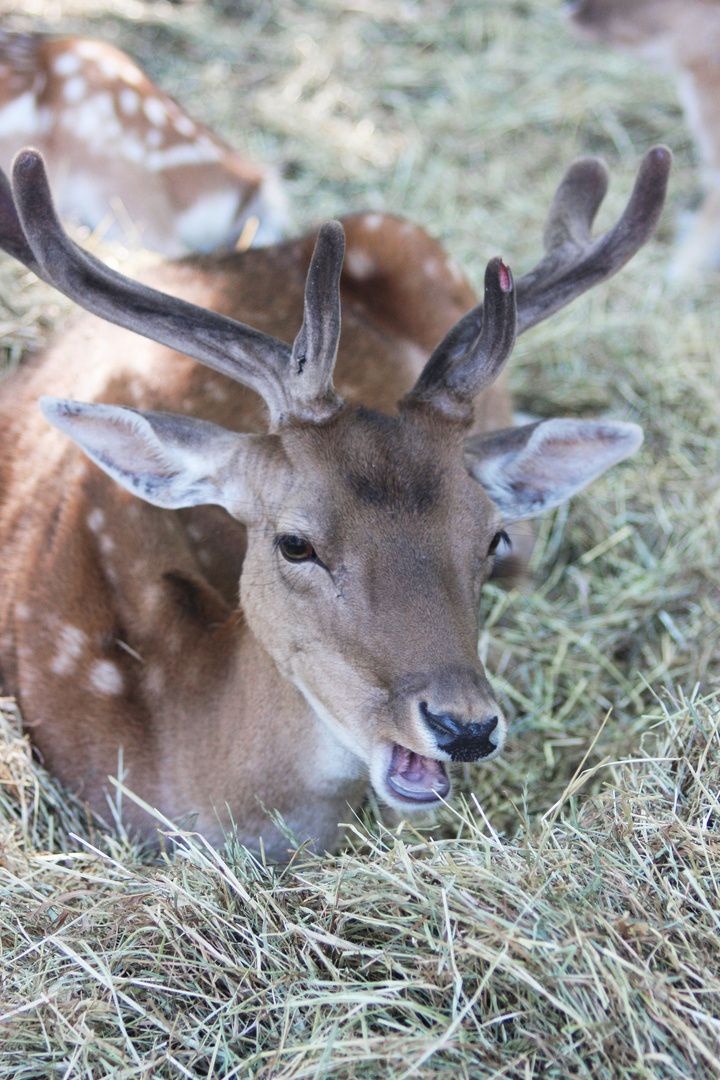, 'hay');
0,0,718,1076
